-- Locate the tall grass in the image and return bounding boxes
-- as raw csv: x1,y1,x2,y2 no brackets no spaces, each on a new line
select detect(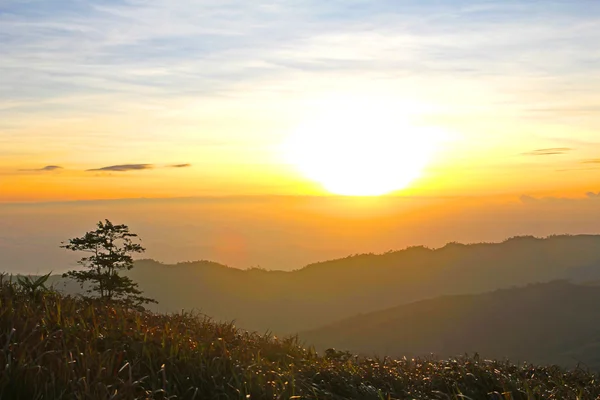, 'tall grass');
1,276,599,399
